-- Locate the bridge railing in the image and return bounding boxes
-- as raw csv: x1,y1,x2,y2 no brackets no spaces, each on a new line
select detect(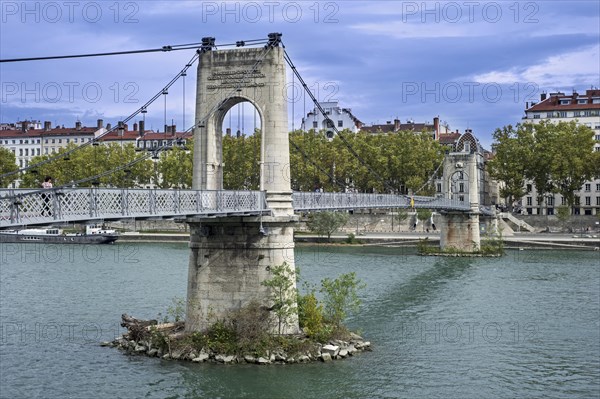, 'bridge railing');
0,188,268,228
292,192,471,211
